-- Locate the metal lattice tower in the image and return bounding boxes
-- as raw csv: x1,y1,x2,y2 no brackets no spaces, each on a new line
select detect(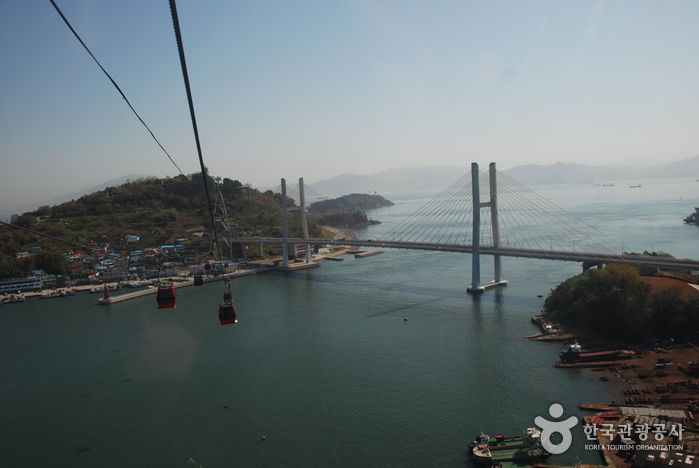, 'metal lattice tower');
209,177,234,260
